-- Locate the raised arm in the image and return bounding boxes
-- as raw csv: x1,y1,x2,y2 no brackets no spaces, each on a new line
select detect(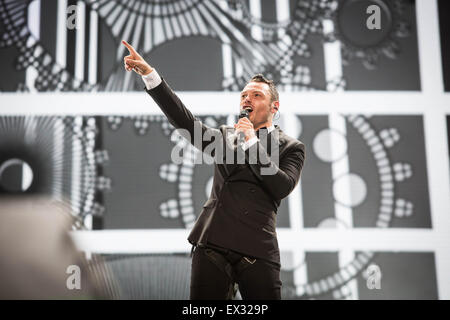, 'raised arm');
122,40,221,155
